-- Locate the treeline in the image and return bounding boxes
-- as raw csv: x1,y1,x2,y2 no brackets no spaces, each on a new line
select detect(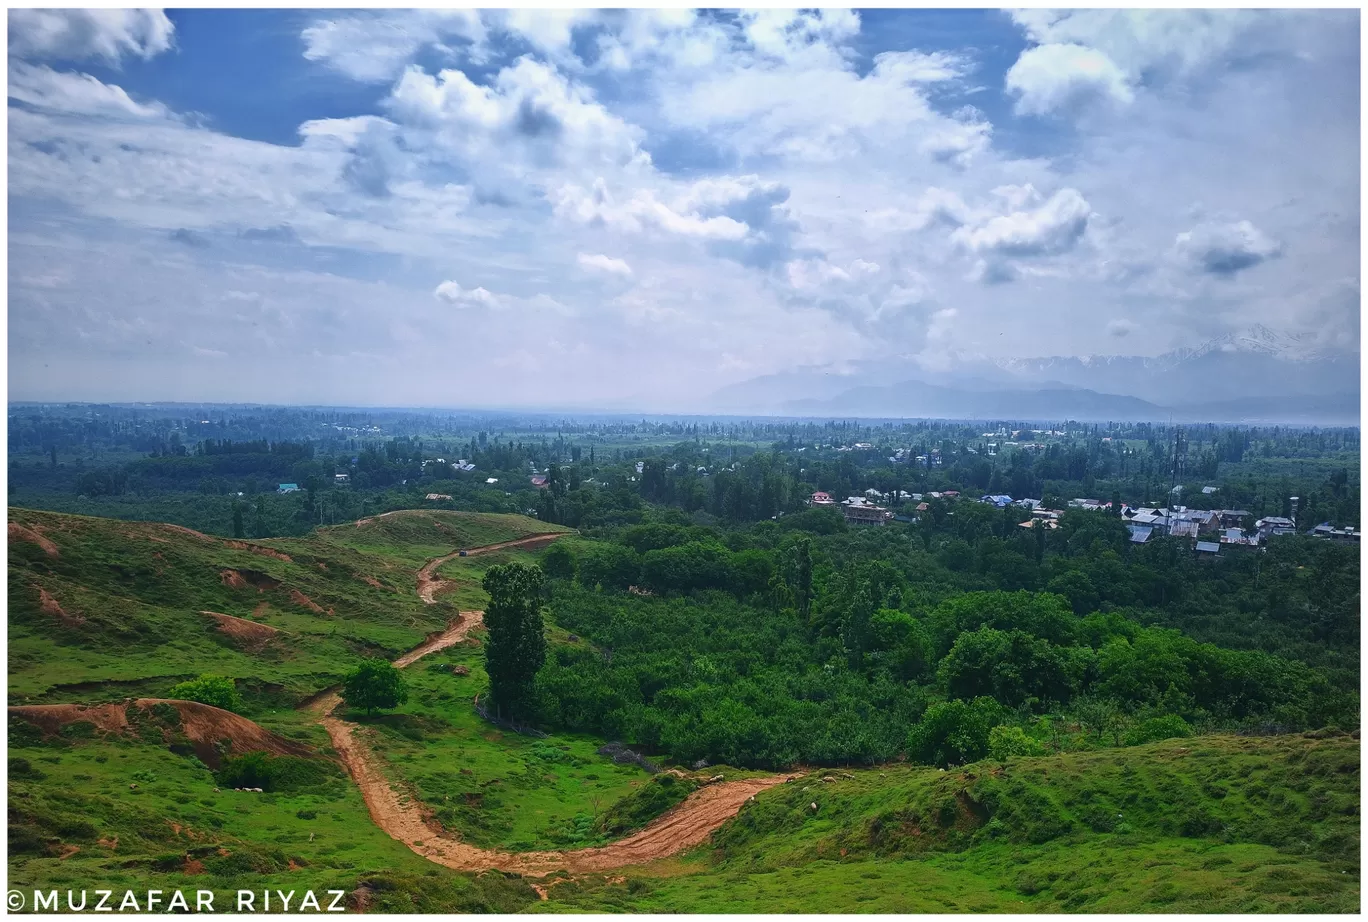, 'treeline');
524,508,1358,769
